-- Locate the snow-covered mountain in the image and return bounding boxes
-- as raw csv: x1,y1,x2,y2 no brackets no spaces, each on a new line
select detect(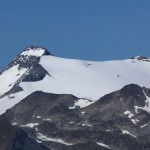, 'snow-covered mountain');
1,46,150,150
1,46,150,115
